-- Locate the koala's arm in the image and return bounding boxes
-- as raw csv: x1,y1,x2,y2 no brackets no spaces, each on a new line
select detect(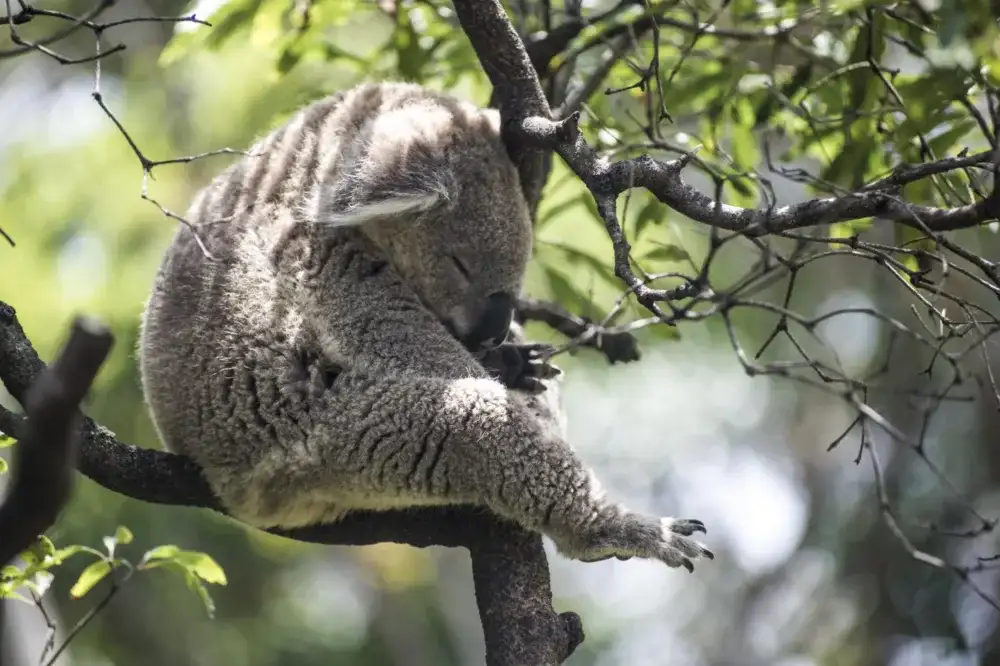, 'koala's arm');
238,354,711,570
291,230,484,379
247,246,712,569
